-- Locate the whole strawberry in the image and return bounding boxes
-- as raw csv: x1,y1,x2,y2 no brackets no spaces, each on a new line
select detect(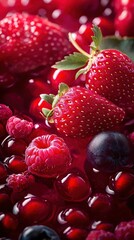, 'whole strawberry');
41,84,125,138
85,48,134,109
0,13,72,73
54,25,134,110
